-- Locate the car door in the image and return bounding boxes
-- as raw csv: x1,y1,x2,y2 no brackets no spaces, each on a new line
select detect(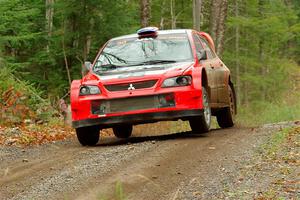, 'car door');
192,33,218,105
215,59,228,105
199,36,227,105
